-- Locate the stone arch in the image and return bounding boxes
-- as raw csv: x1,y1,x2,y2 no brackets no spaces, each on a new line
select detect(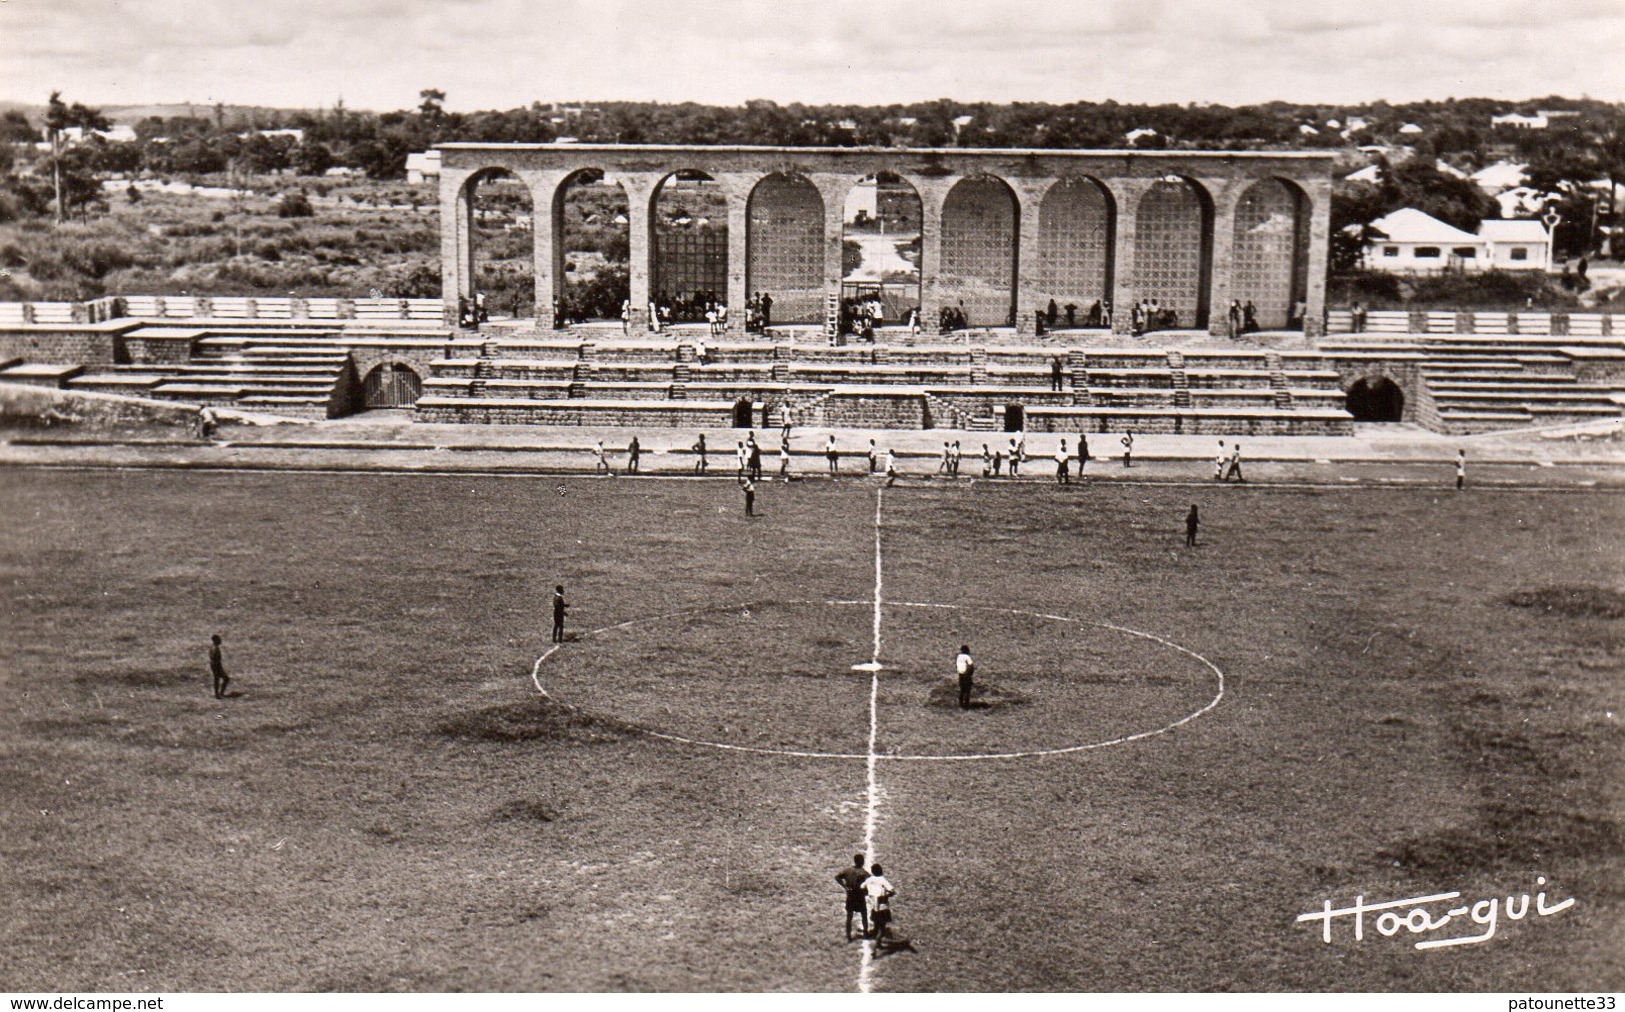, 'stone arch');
1345,374,1406,421
1131,175,1214,330
941,174,1019,327
1231,177,1311,331
651,169,729,322
355,356,427,409
842,172,922,330
457,167,536,320
1038,176,1115,325
547,168,631,325
746,173,824,325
